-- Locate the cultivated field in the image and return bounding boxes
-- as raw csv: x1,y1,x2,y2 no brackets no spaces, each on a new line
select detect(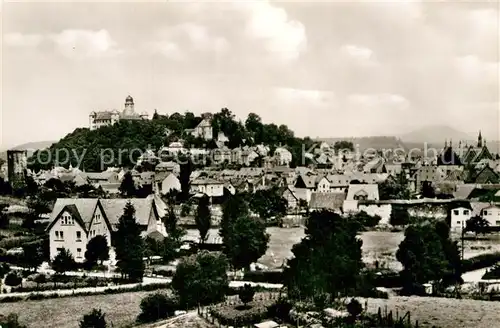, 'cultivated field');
0,290,158,328
362,296,500,328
